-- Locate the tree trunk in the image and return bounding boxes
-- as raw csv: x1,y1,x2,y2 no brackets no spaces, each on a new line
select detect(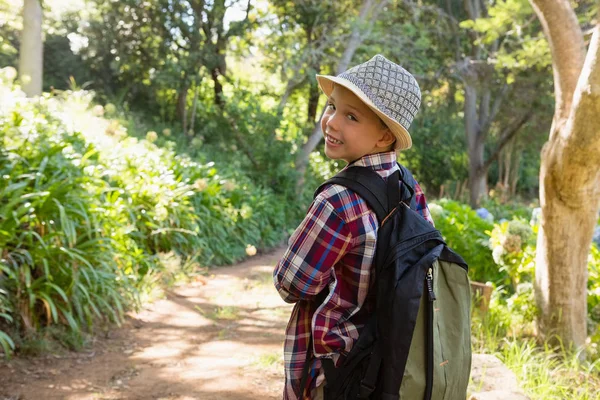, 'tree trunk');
177,80,190,133
530,0,600,350
307,79,320,124
496,149,504,189
468,150,487,207
536,144,597,349
189,84,200,135
509,148,520,197
212,67,224,108
502,141,512,189
278,73,306,111
336,0,379,74
19,0,43,97
464,82,488,207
